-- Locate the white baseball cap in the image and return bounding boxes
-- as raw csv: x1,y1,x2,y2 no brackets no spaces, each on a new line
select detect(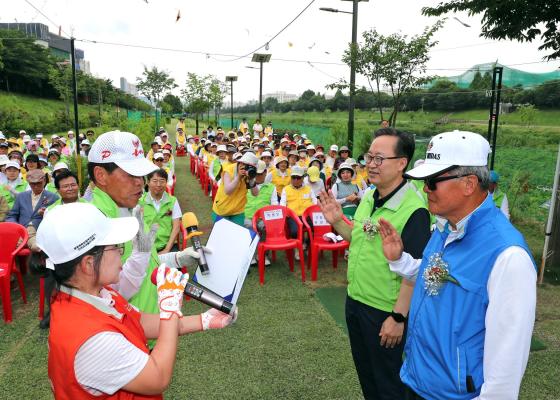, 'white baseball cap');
0,155,9,165
23,135,31,142
88,131,158,177
37,203,138,265
81,139,91,146
53,162,69,172
330,145,339,152
306,145,316,150
256,160,267,174
153,152,164,160
406,130,491,179
290,166,305,177
260,151,272,158
162,149,171,155
36,133,43,138
68,130,75,136
0,132,5,140
216,145,227,153
239,152,258,166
